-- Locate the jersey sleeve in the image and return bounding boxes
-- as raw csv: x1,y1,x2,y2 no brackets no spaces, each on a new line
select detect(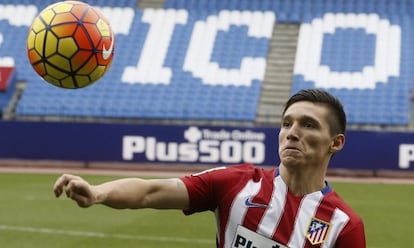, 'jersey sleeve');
180,163,256,214
335,215,366,248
